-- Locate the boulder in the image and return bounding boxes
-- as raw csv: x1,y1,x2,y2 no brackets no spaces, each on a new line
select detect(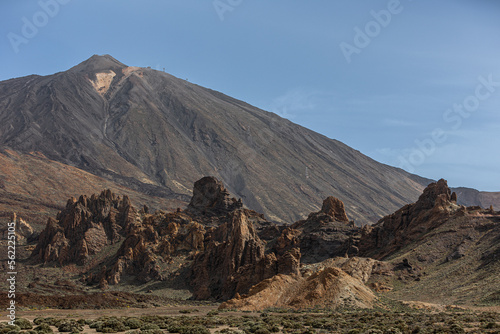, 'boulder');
187,176,242,215
321,196,349,222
